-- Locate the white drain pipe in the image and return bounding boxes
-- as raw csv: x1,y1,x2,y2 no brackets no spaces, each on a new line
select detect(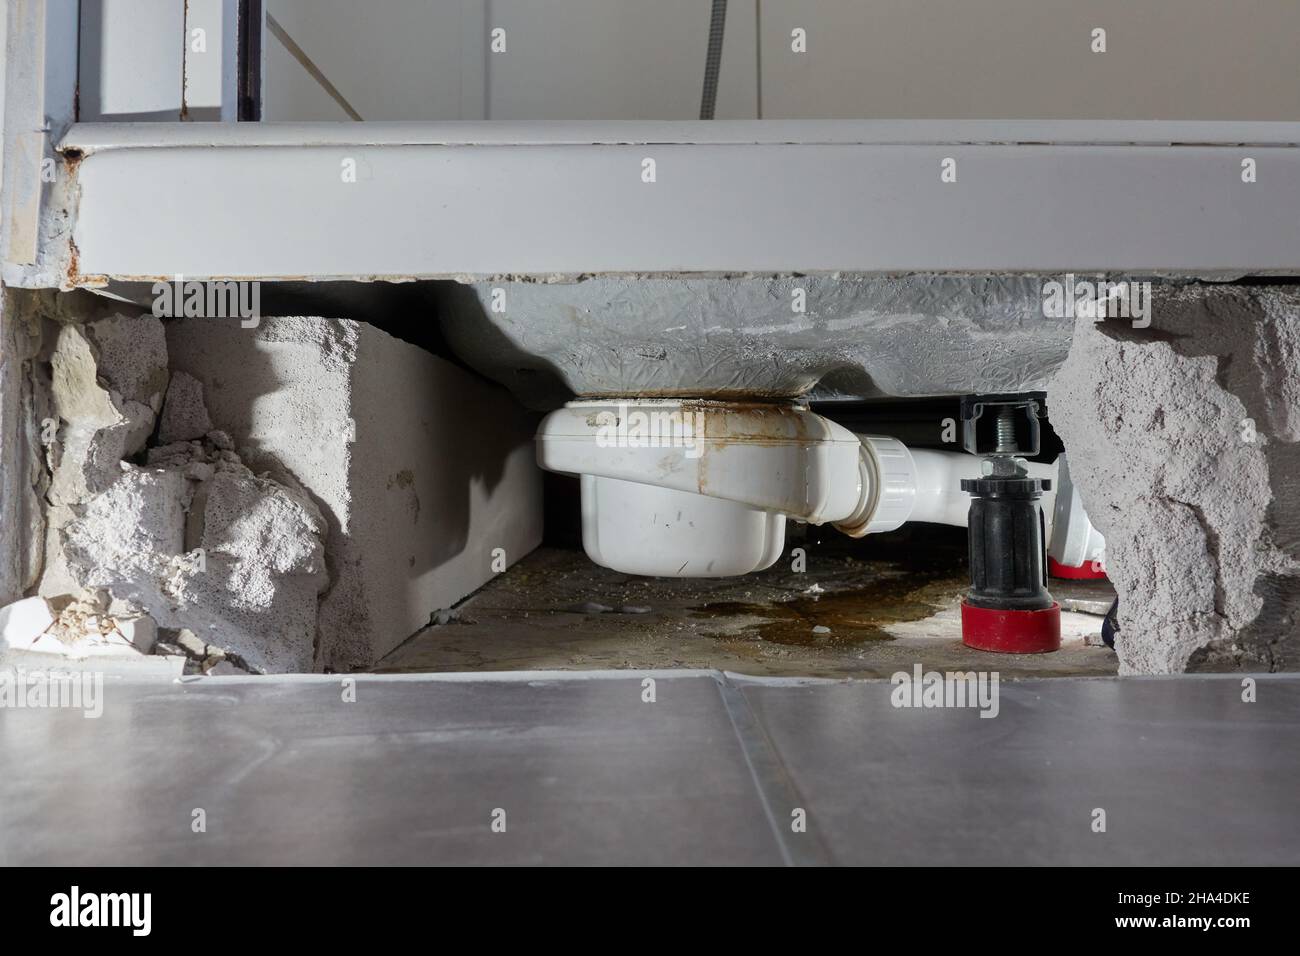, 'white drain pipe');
536,400,1077,577
538,400,862,576
836,435,1056,536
